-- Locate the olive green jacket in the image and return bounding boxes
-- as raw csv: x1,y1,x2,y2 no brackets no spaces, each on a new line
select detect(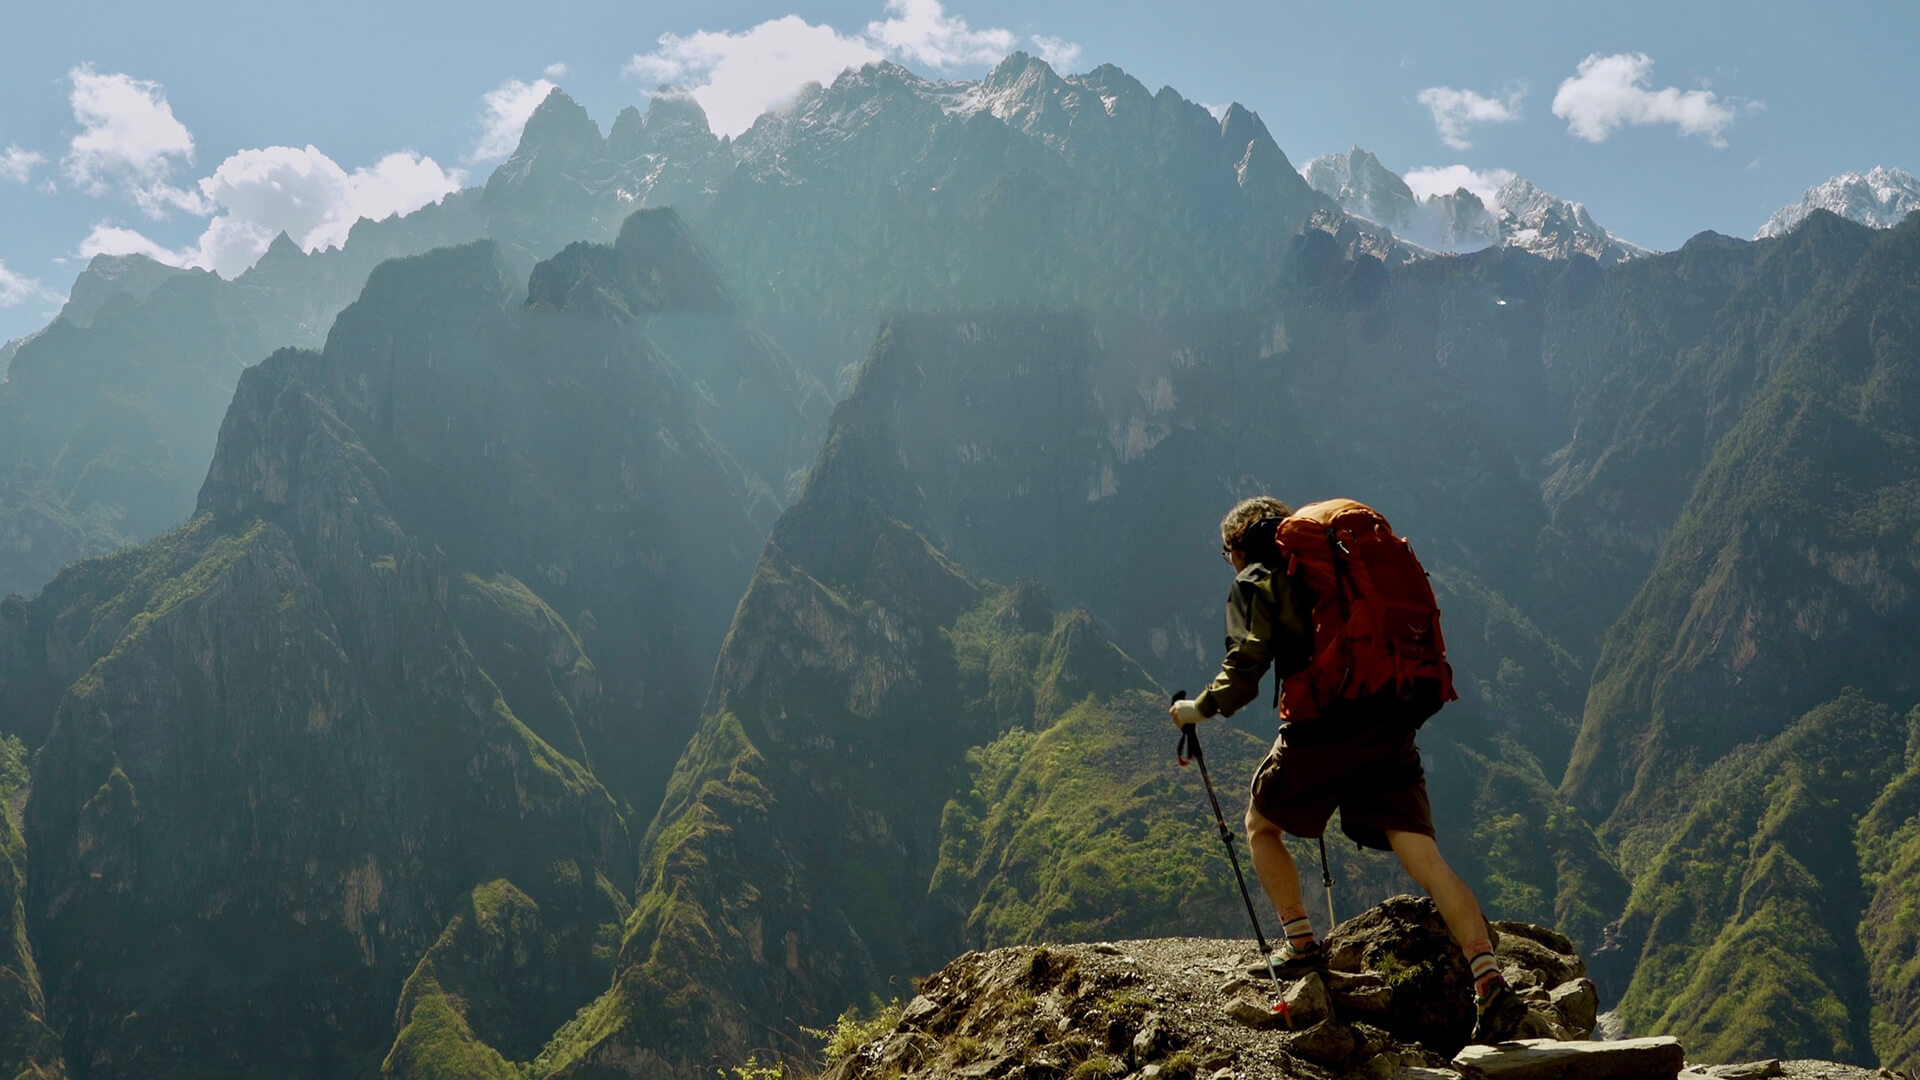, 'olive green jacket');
1193,561,1314,719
